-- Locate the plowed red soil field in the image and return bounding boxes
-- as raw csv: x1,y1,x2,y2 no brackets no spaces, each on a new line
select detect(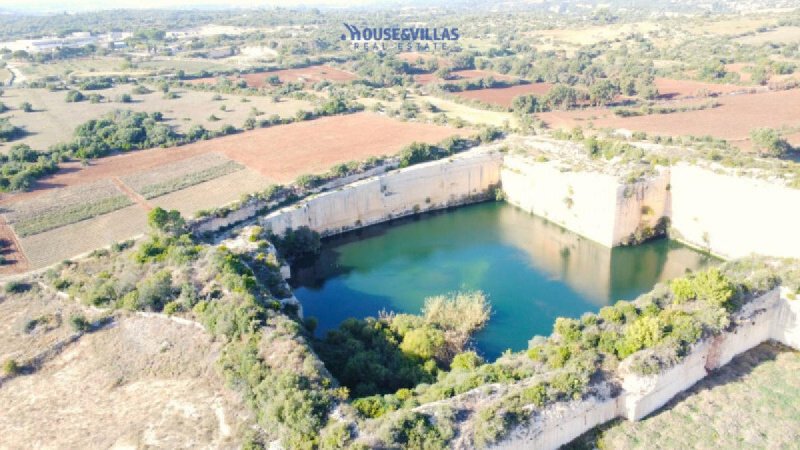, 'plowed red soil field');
536,89,800,151
453,83,555,108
